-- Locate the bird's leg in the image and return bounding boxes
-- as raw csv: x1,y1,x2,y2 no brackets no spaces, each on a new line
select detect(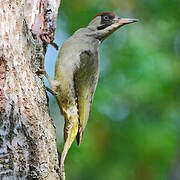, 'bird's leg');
38,68,60,95
60,109,79,180
46,86,58,96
